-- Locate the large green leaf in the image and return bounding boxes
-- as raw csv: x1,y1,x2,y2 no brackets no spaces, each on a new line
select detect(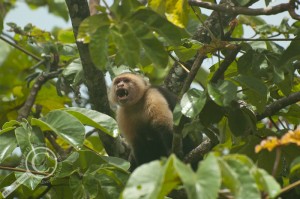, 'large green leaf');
130,21,169,68
207,80,237,107
228,107,256,136
121,156,180,199
180,88,206,118
77,14,110,43
130,8,188,46
175,153,221,199
64,107,118,137
223,158,261,199
31,110,85,148
89,26,109,70
252,168,281,198
35,84,71,114
55,152,80,178
111,23,140,67
149,0,189,28
233,75,268,113
278,36,300,67
121,161,164,199
0,131,17,163
15,123,44,154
